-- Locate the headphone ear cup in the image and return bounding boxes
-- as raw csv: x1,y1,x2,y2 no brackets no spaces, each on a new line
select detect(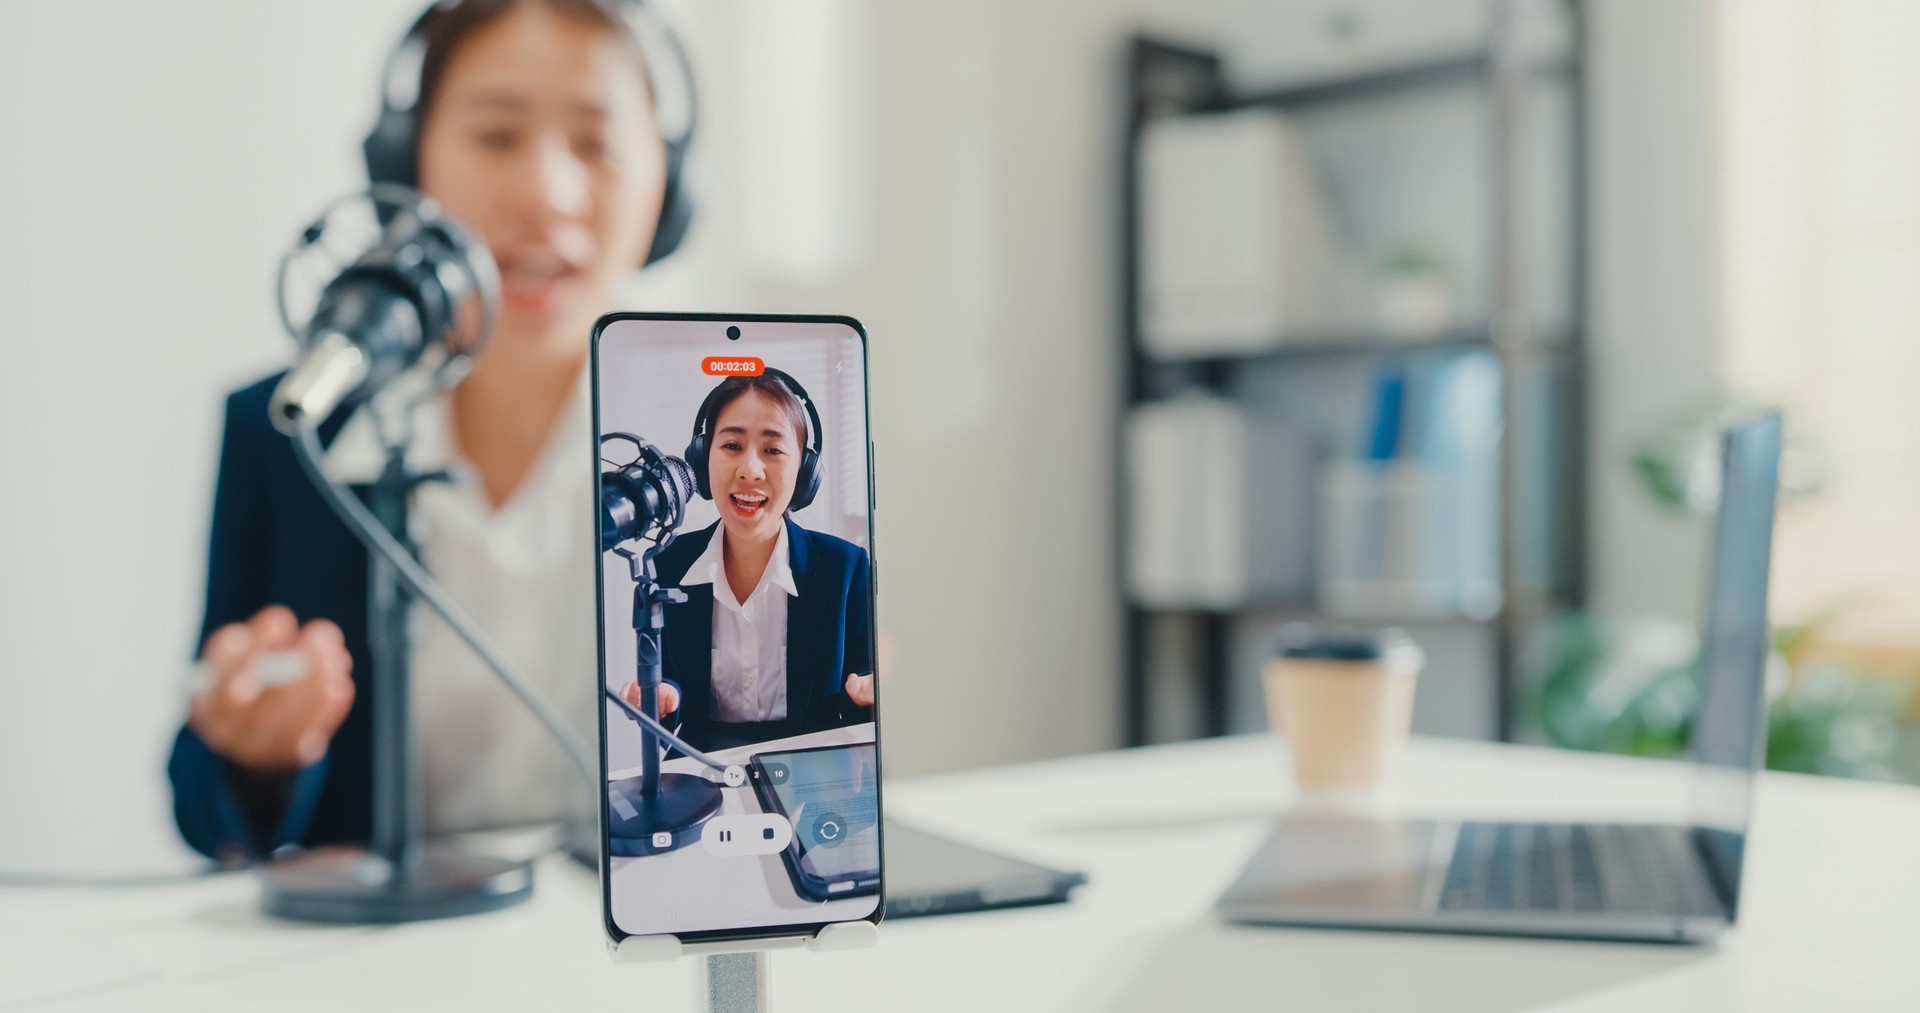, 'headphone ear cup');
684,434,712,500
362,107,416,189
644,137,693,266
790,448,822,512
